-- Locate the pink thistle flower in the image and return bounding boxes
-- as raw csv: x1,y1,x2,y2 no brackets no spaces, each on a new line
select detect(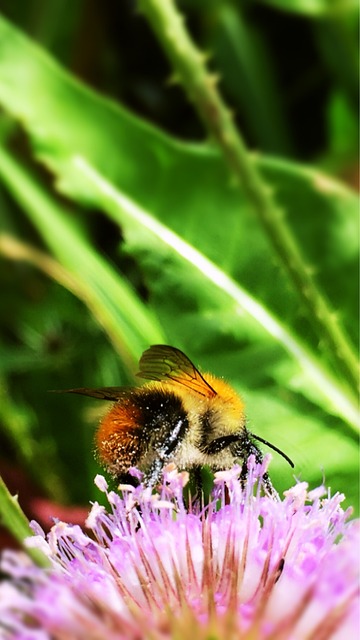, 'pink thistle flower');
0,456,359,639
